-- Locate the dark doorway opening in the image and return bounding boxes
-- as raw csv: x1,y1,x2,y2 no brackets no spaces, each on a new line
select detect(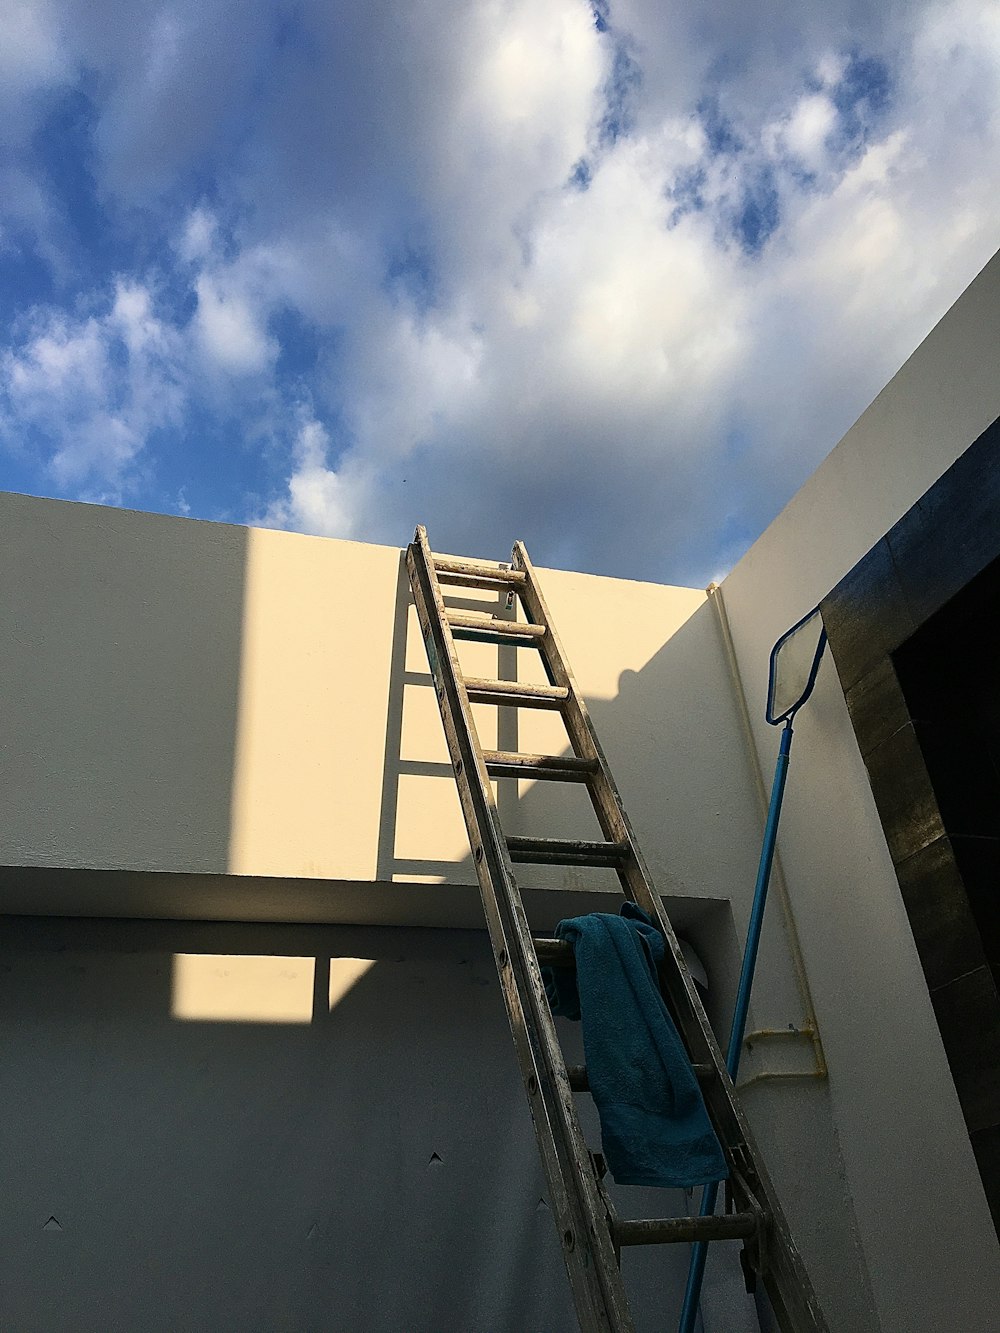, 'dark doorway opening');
893,556,1000,998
